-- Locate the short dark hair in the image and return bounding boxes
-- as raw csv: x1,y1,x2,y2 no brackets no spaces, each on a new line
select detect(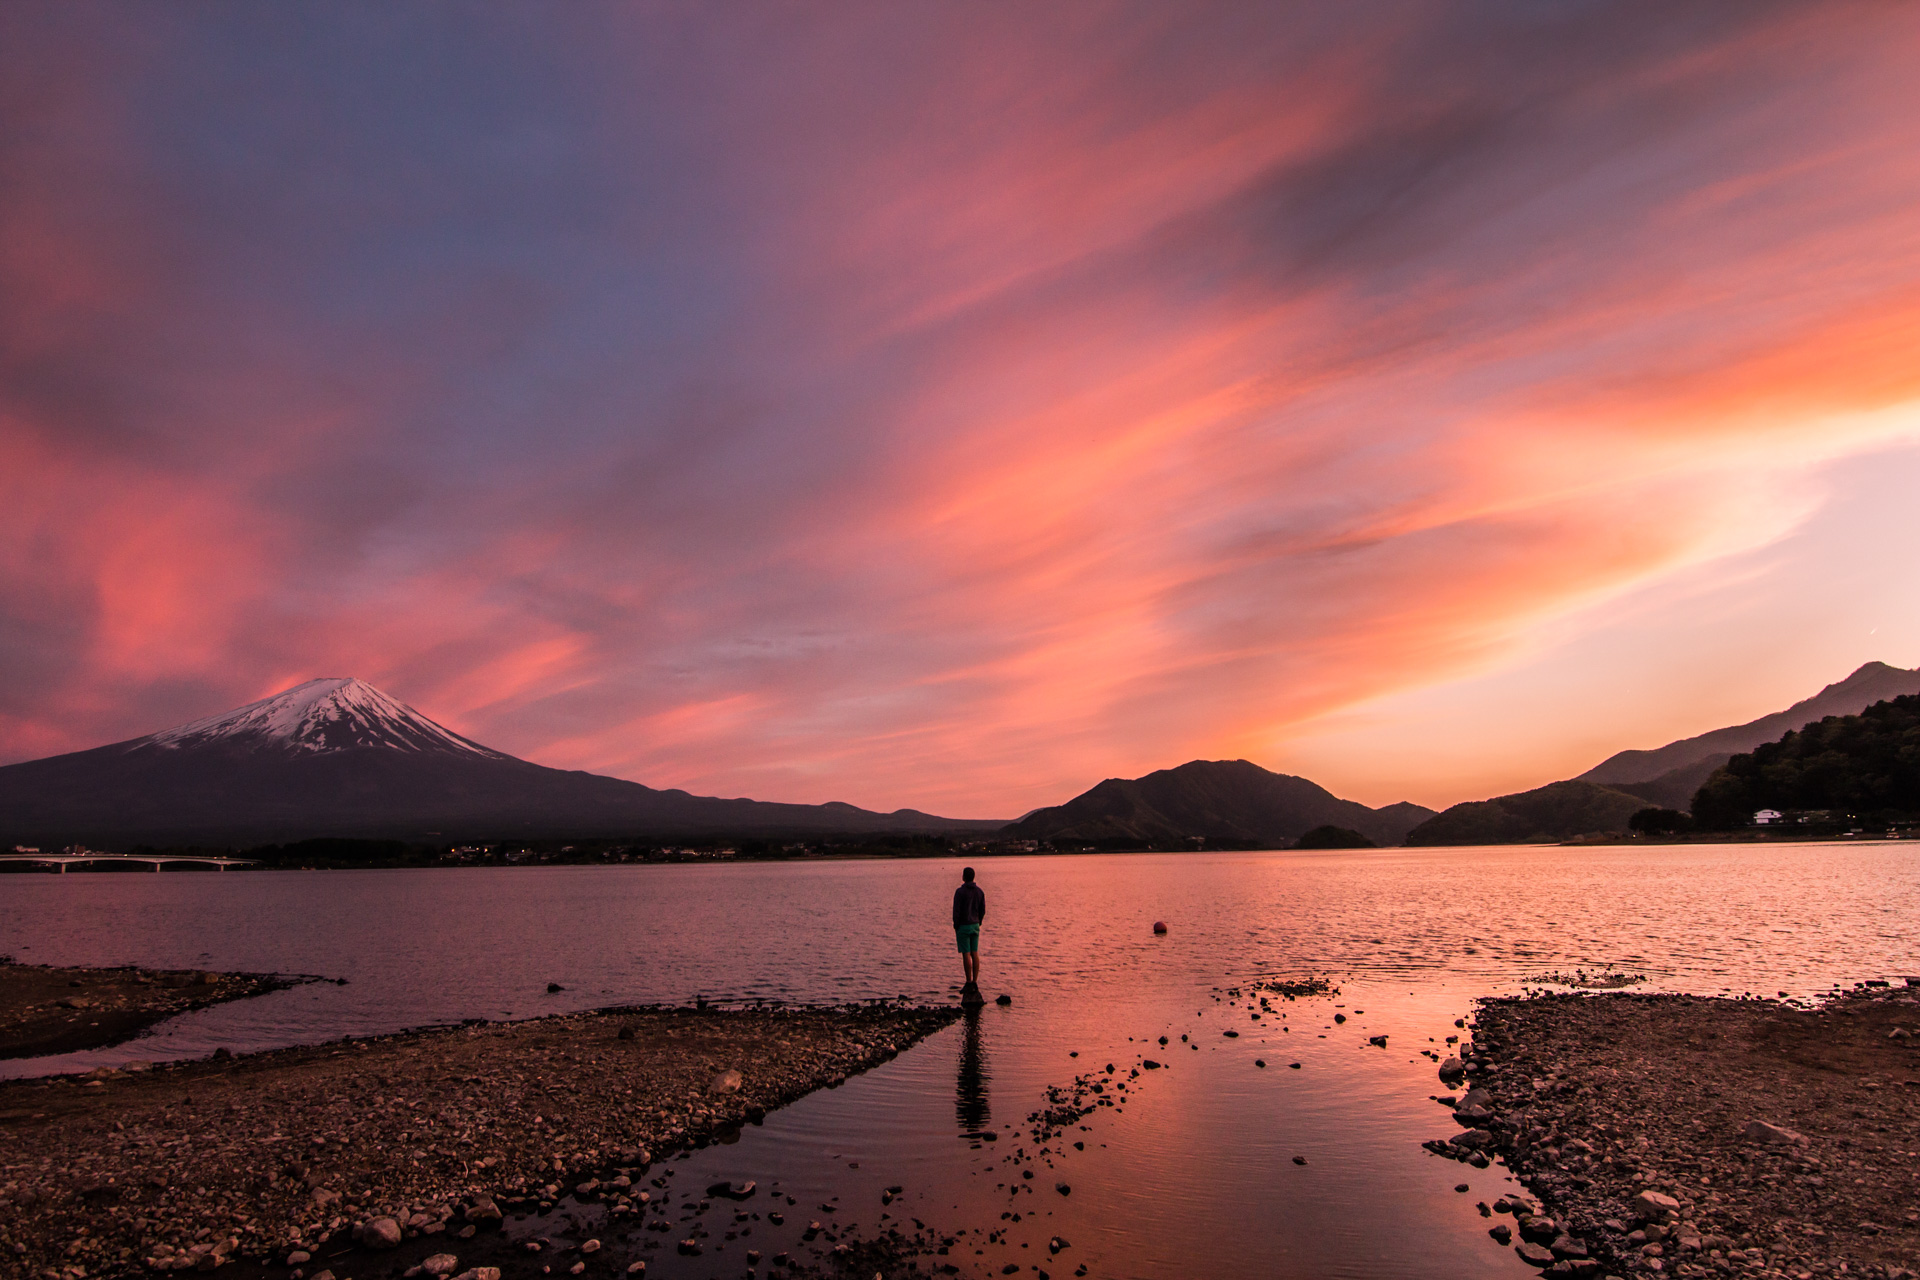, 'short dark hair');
962,866,975,882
